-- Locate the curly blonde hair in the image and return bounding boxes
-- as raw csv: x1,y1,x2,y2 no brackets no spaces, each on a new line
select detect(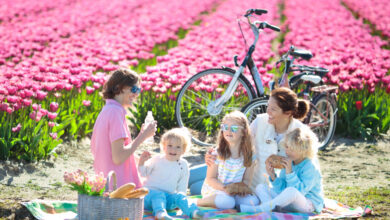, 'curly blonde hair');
280,127,319,159
160,127,192,153
217,111,254,167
